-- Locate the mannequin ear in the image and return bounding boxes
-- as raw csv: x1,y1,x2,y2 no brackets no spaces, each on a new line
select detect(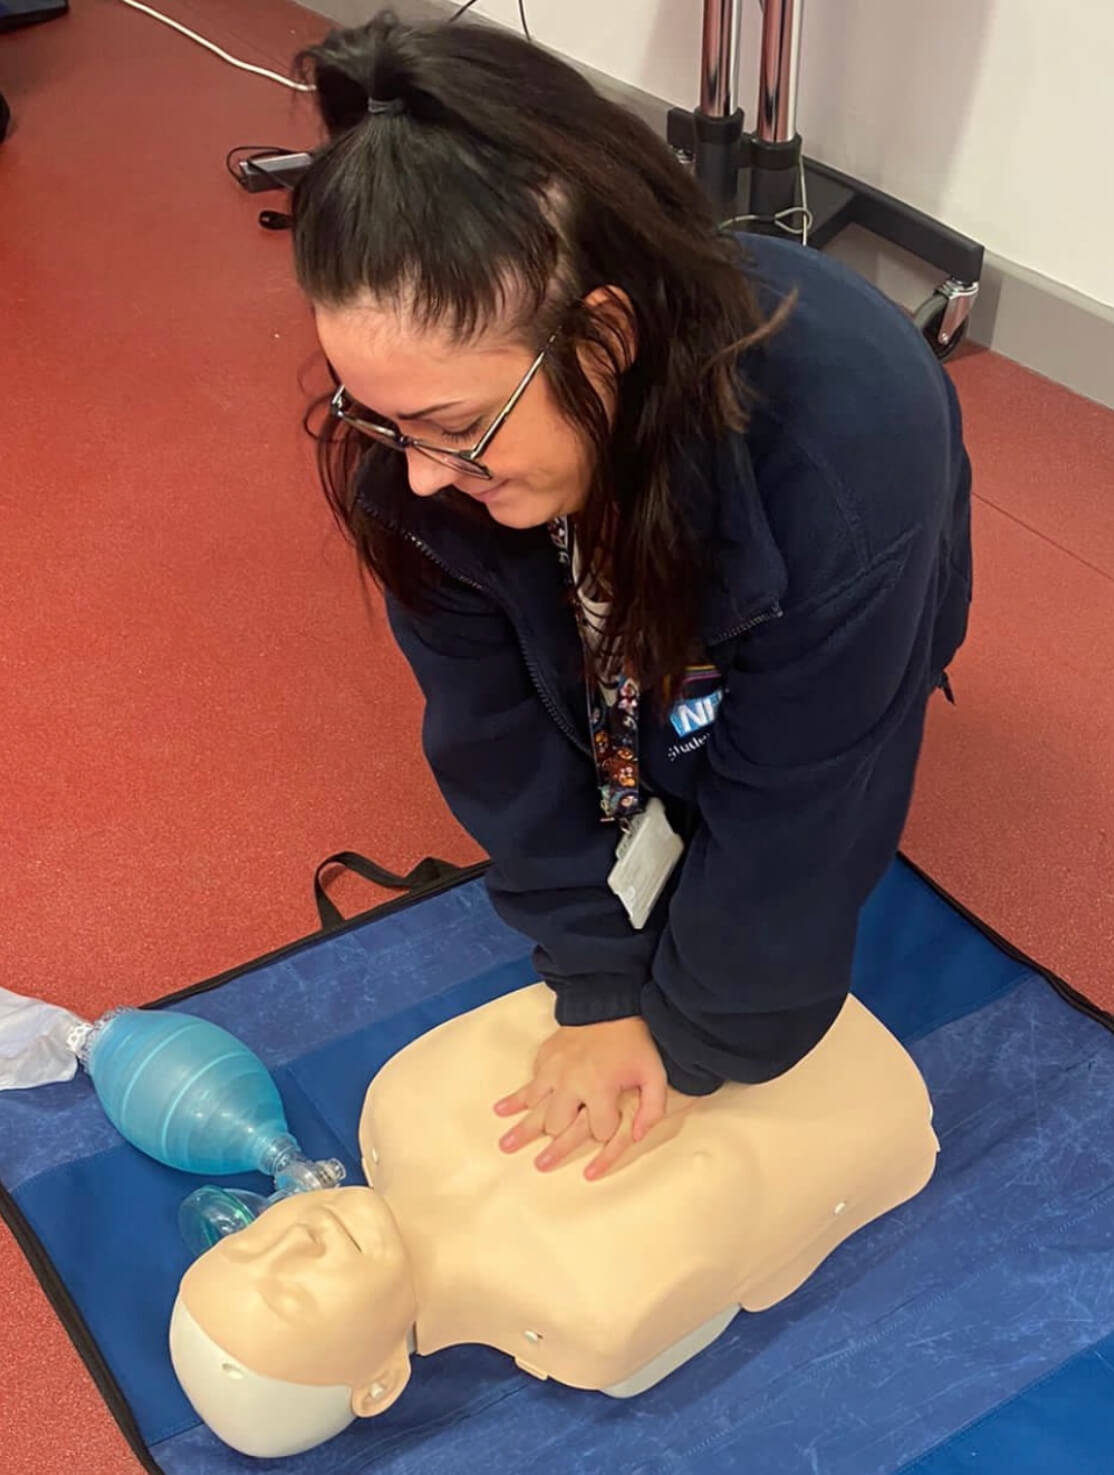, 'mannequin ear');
582,286,638,372
351,1381,390,1418
350,1349,411,1418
